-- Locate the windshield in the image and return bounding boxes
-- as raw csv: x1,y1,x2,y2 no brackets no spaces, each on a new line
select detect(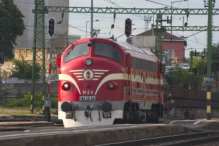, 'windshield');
94,42,122,61
64,43,89,62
